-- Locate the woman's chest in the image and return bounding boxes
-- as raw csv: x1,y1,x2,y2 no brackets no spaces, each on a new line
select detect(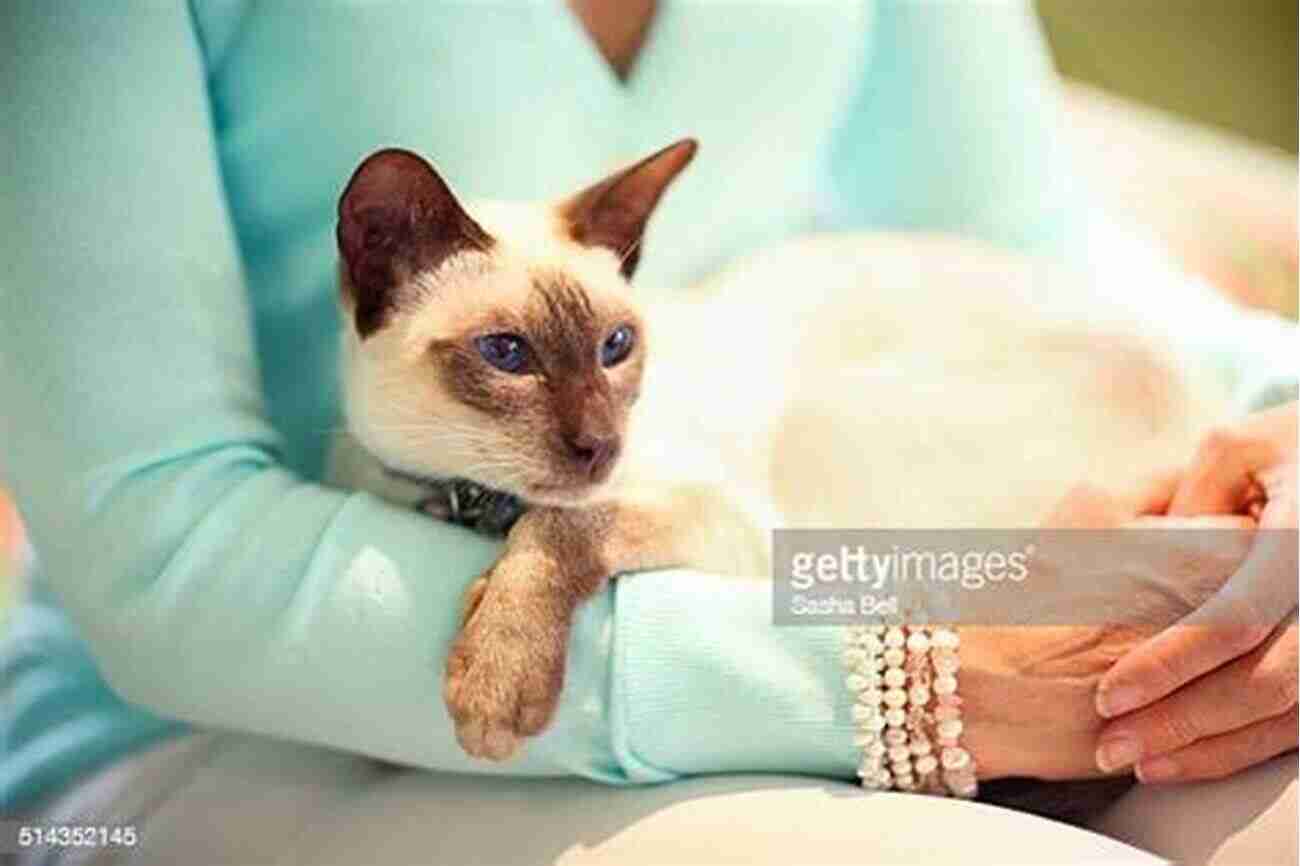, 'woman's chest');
195,1,869,291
